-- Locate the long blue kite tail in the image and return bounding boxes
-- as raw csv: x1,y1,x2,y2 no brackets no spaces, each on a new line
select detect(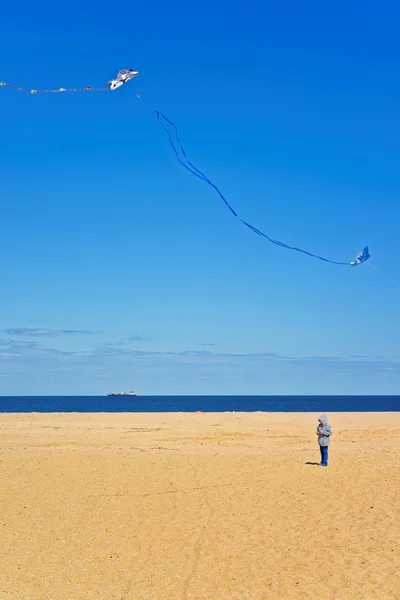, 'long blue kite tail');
155,110,354,266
